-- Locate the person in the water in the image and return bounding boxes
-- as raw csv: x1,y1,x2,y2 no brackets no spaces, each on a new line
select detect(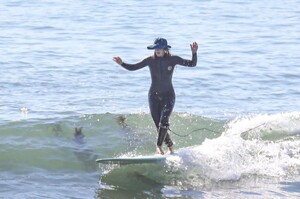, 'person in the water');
113,38,198,154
